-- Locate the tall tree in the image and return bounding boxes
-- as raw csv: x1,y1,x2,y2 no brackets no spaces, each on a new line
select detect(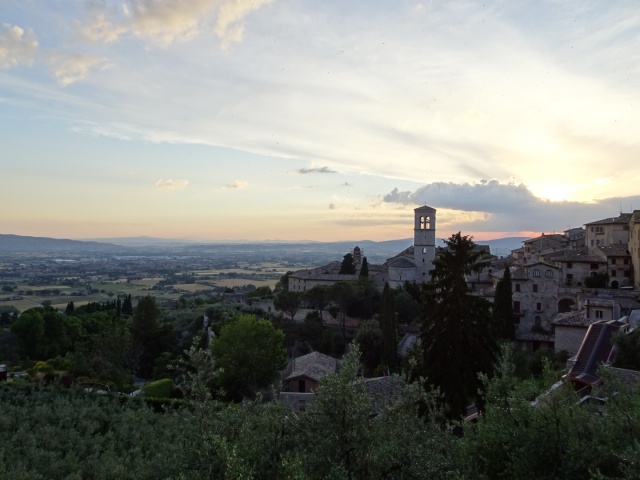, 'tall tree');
211,314,287,401
493,266,515,341
304,285,330,321
359,257,369,278
419,232,497,418
122,294,133,316
380,282,398,371
273,290,302,321
339,253,356,275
